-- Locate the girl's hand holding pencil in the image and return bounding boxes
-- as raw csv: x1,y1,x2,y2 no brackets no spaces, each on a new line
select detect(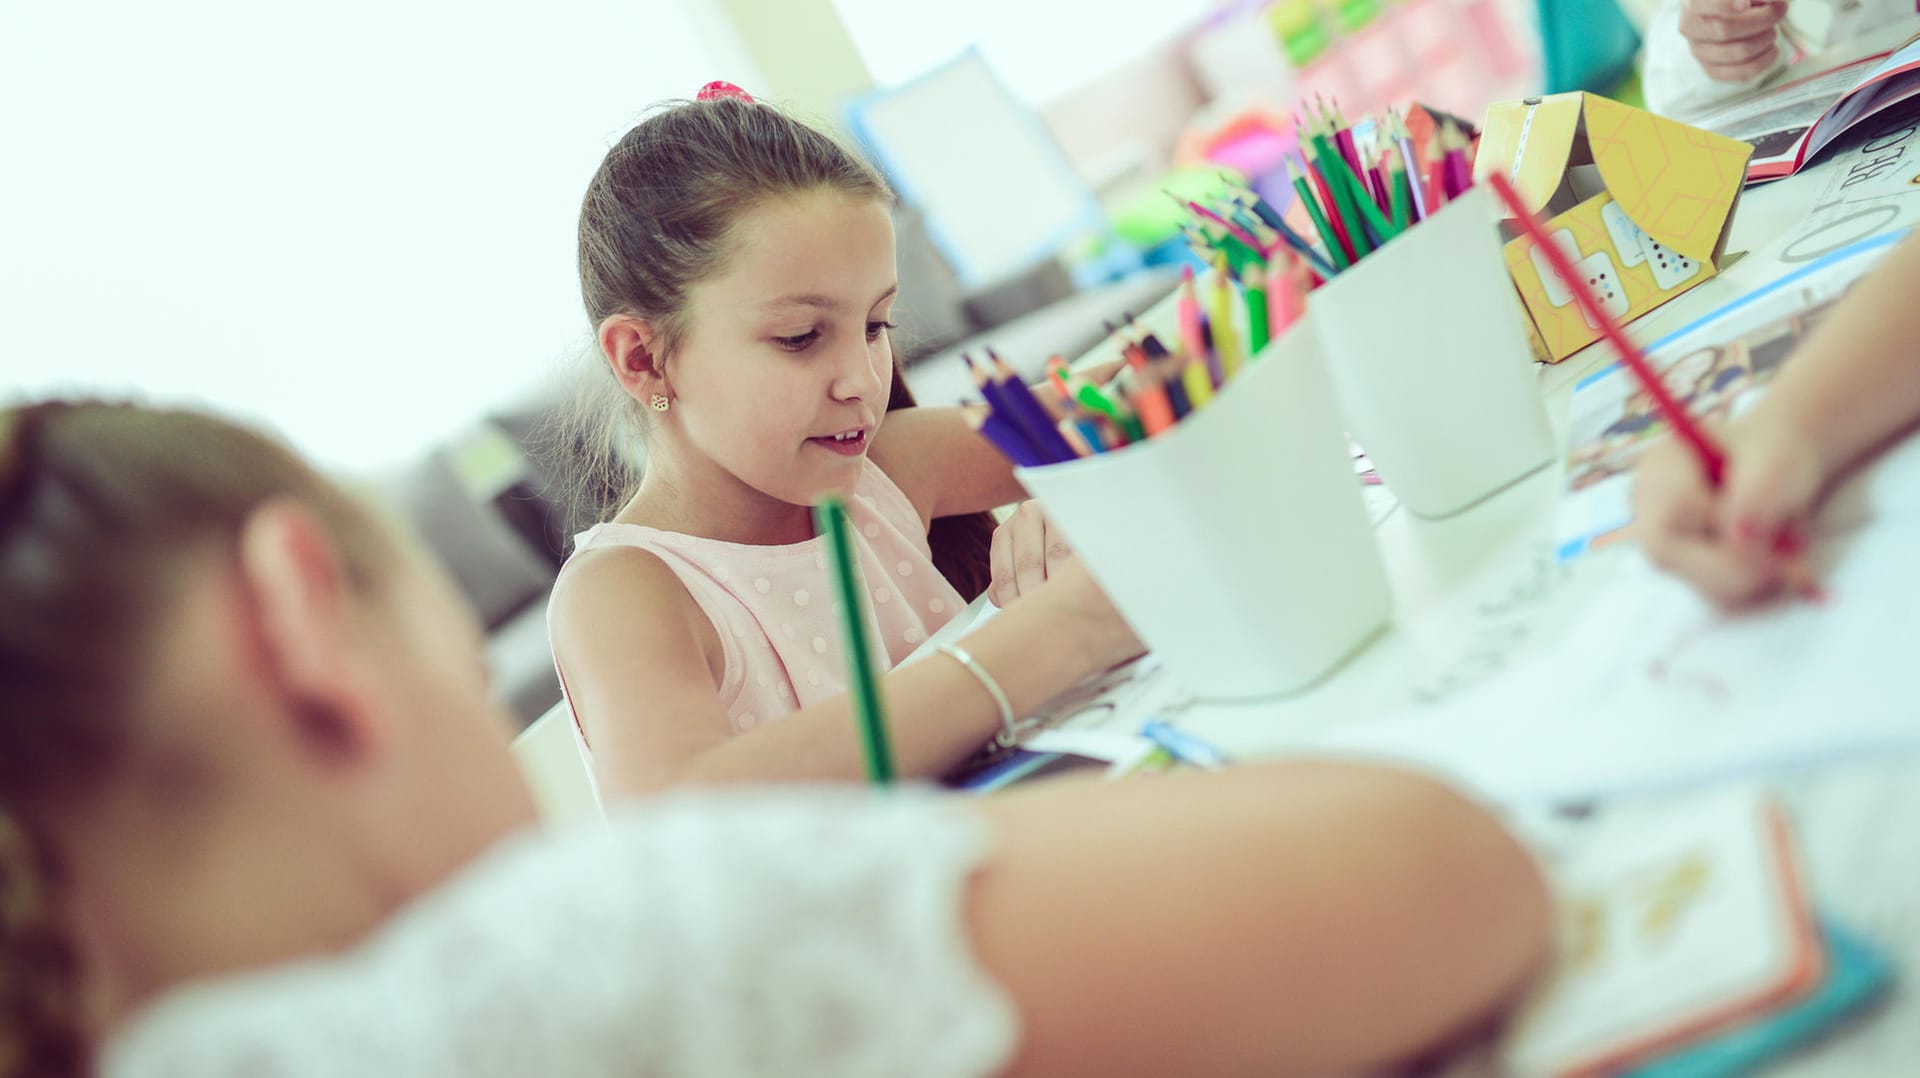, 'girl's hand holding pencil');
1631,416,1826,607
1485,169,1825,607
